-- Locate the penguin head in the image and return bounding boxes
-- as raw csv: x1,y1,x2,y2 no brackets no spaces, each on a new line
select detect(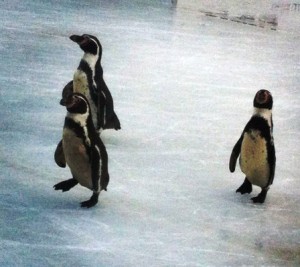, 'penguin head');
69,34,102,56
65,93,90,115
253,89,273,110
60,80,73,106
